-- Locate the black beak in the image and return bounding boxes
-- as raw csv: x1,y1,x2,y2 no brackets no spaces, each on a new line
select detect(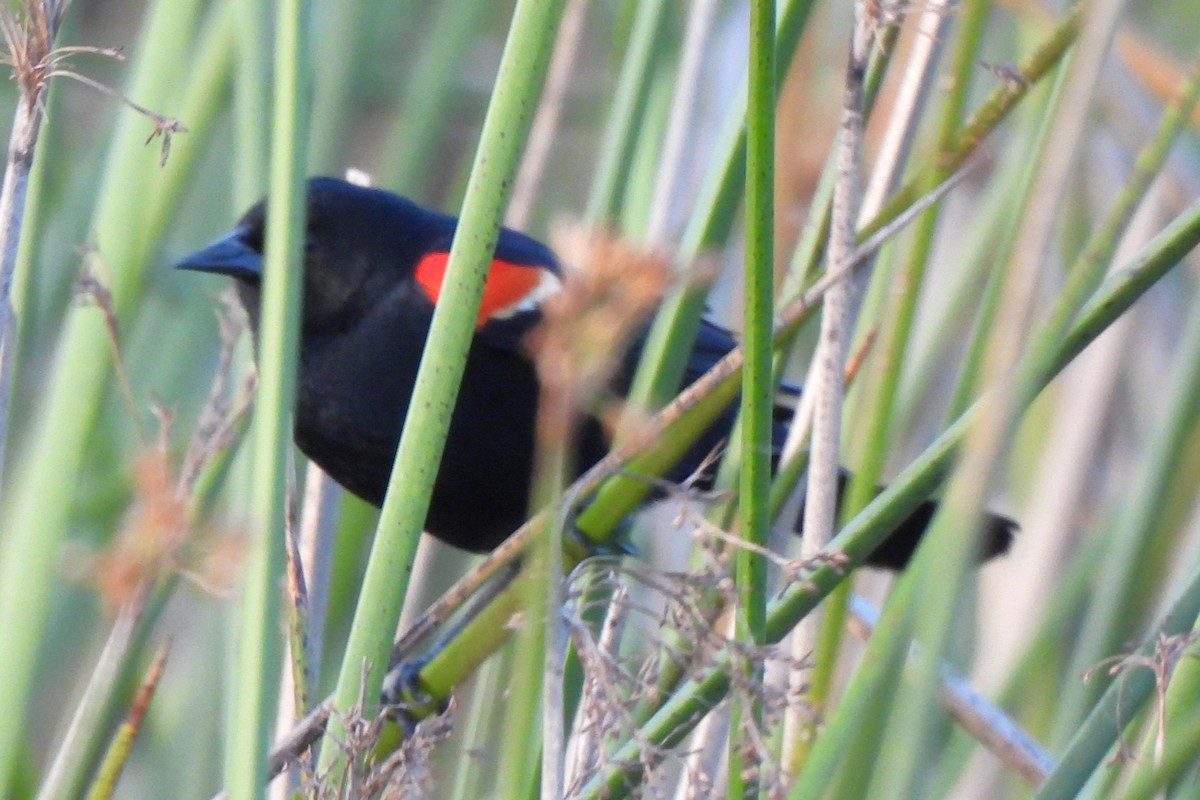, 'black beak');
175,227,262,281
